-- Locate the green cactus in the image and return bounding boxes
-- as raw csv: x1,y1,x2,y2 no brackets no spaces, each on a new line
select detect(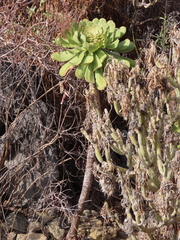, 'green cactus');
51,18,135,90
